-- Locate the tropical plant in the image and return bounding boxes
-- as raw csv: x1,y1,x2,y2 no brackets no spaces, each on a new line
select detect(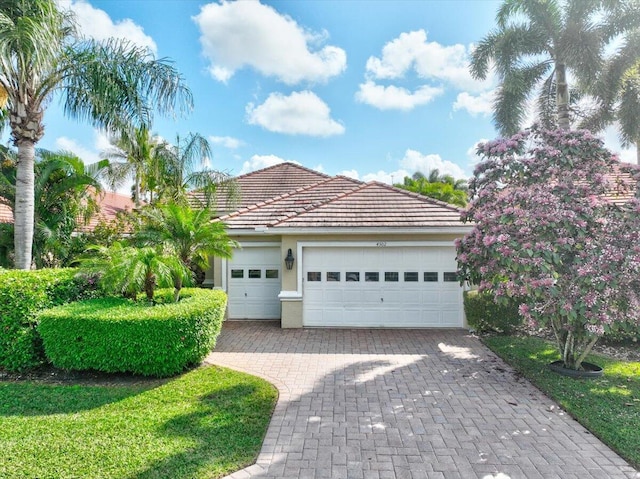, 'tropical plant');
470,0,639,136
101,125,163,206
0,0,192,269
0,147,107,268
581,41,640,164
136,202,237,294
82,242,191,301
153,132,236,207
395,170,468,207
456,126,640,371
